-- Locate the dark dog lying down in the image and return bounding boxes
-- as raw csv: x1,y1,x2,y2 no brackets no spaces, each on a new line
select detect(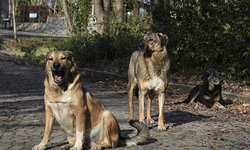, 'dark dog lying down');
183,68,225,109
